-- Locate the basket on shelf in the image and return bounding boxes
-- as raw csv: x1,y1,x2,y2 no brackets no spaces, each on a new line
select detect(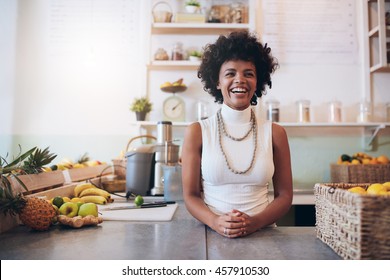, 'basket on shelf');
330,163,390,183
152,1,172,23
314,182,390,260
